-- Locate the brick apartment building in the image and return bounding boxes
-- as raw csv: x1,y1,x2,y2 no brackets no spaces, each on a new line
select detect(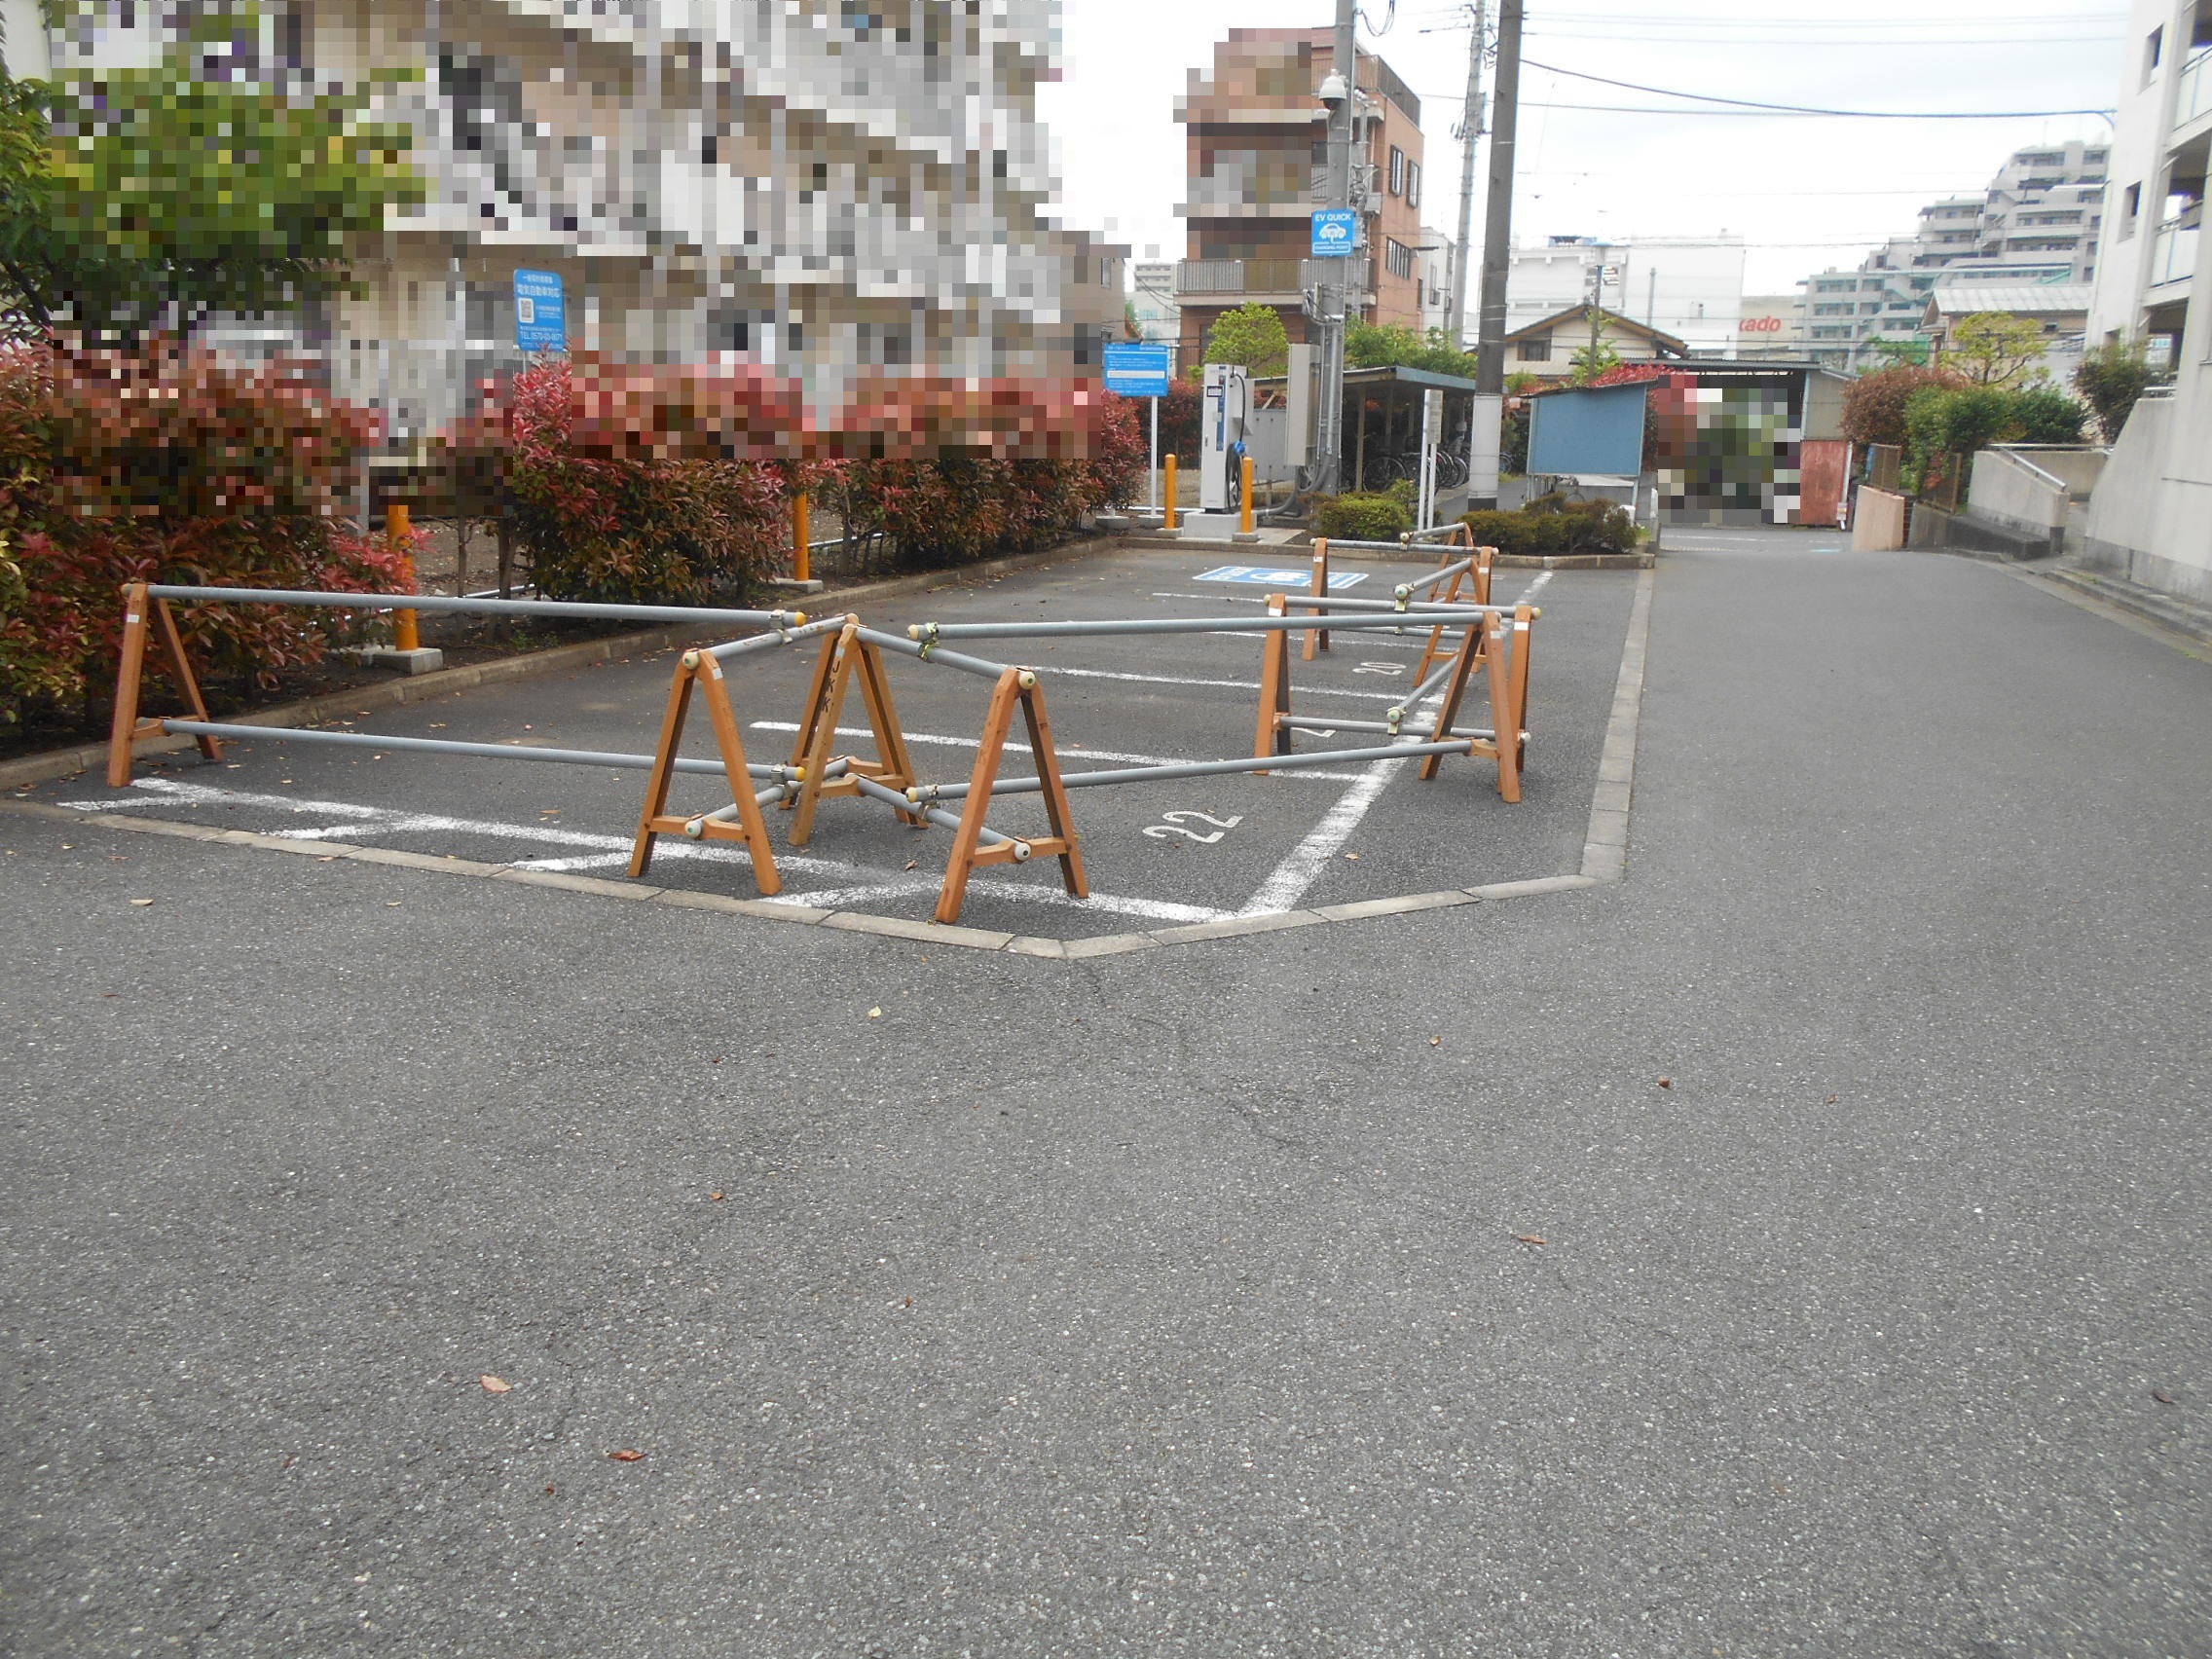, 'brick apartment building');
1172,28,1426,371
